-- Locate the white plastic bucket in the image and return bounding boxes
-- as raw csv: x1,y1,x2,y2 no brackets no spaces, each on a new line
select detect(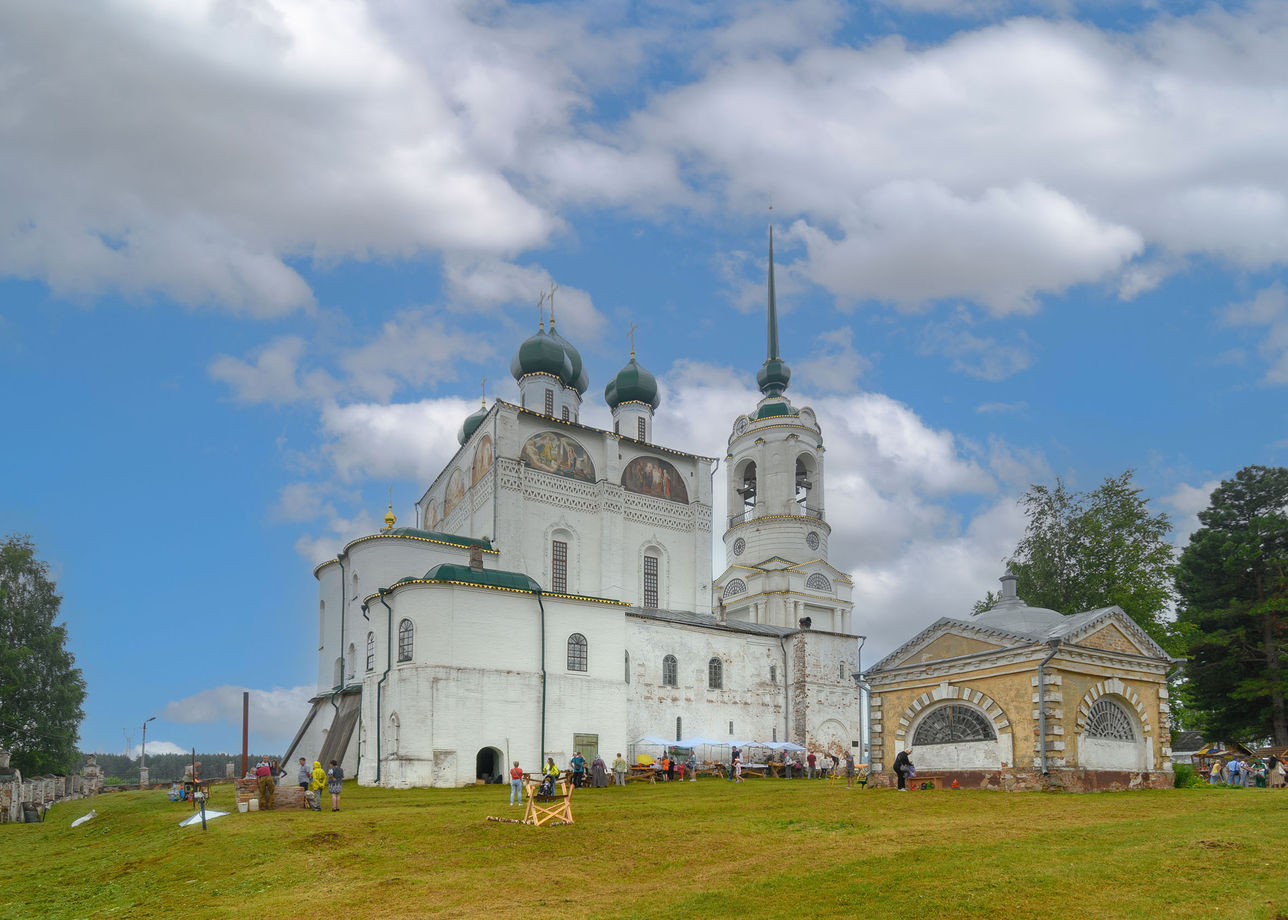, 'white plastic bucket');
238,801,249,813
248,798,259,811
